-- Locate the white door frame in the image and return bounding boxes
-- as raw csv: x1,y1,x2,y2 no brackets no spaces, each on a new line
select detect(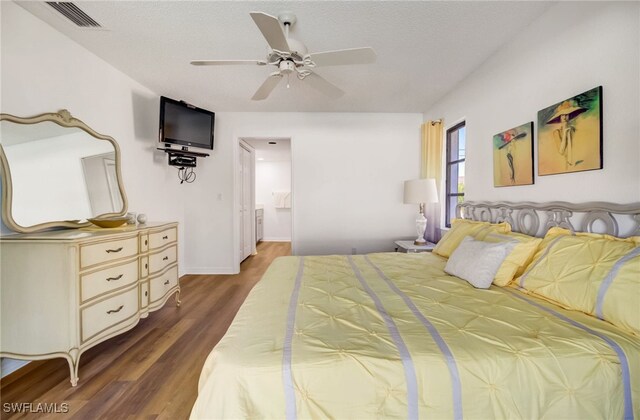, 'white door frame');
232,136,295,273
238,140,256,265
